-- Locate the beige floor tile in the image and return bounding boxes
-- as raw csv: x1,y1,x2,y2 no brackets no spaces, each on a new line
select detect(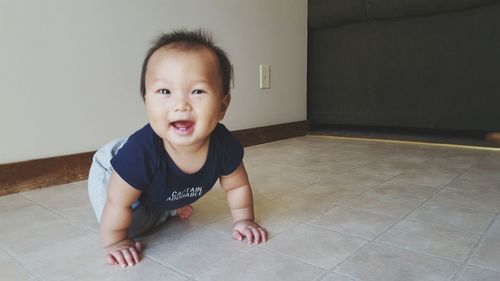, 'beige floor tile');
428,187,500,213
371,180,439,201
263,224,367,270
389,168,458,188
21,181,99,231
189,197,231,226
407,201,496,232
488,216,500,238
468,236,500,272
0,247,36,281
377,220,481,262
307,206,398,240
20,231,186,281
447,178,500,195
145,228,250,276
258,163,339,186
319,273,356,281
336,243,459,281
350,164,405,181
460,167,500,186
0,193,34,213
318,173,384,191
1,136,498,280
341,192,421,218
202,182,227,201
0,204,92,256
195,247,324,281
250,174,309,201
456,266,500,281
375,154,429,170
260,185,360,221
